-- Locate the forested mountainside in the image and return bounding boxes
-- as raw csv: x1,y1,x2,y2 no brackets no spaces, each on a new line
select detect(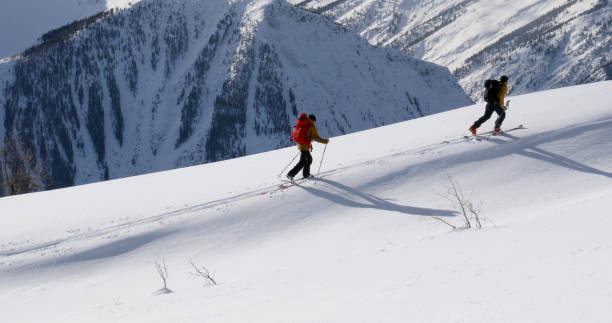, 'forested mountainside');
0,0,470,195
290,0,611,101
